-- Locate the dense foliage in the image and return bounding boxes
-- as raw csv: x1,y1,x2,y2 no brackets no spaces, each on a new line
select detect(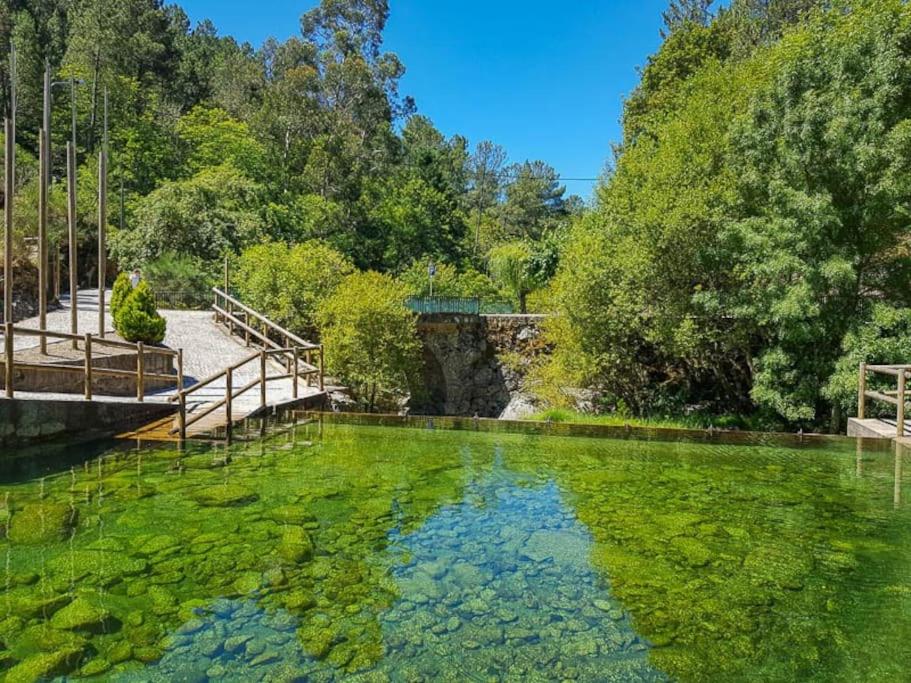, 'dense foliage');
316,271,420,411
1,0,579,300
542,0,911,430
